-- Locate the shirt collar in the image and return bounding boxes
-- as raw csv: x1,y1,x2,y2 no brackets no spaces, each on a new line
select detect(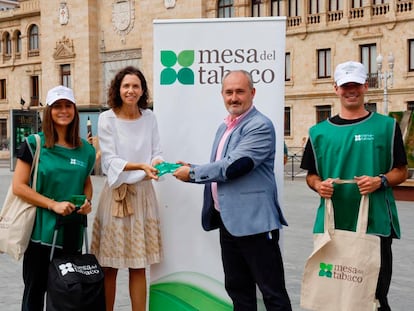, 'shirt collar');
224,105,254,128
